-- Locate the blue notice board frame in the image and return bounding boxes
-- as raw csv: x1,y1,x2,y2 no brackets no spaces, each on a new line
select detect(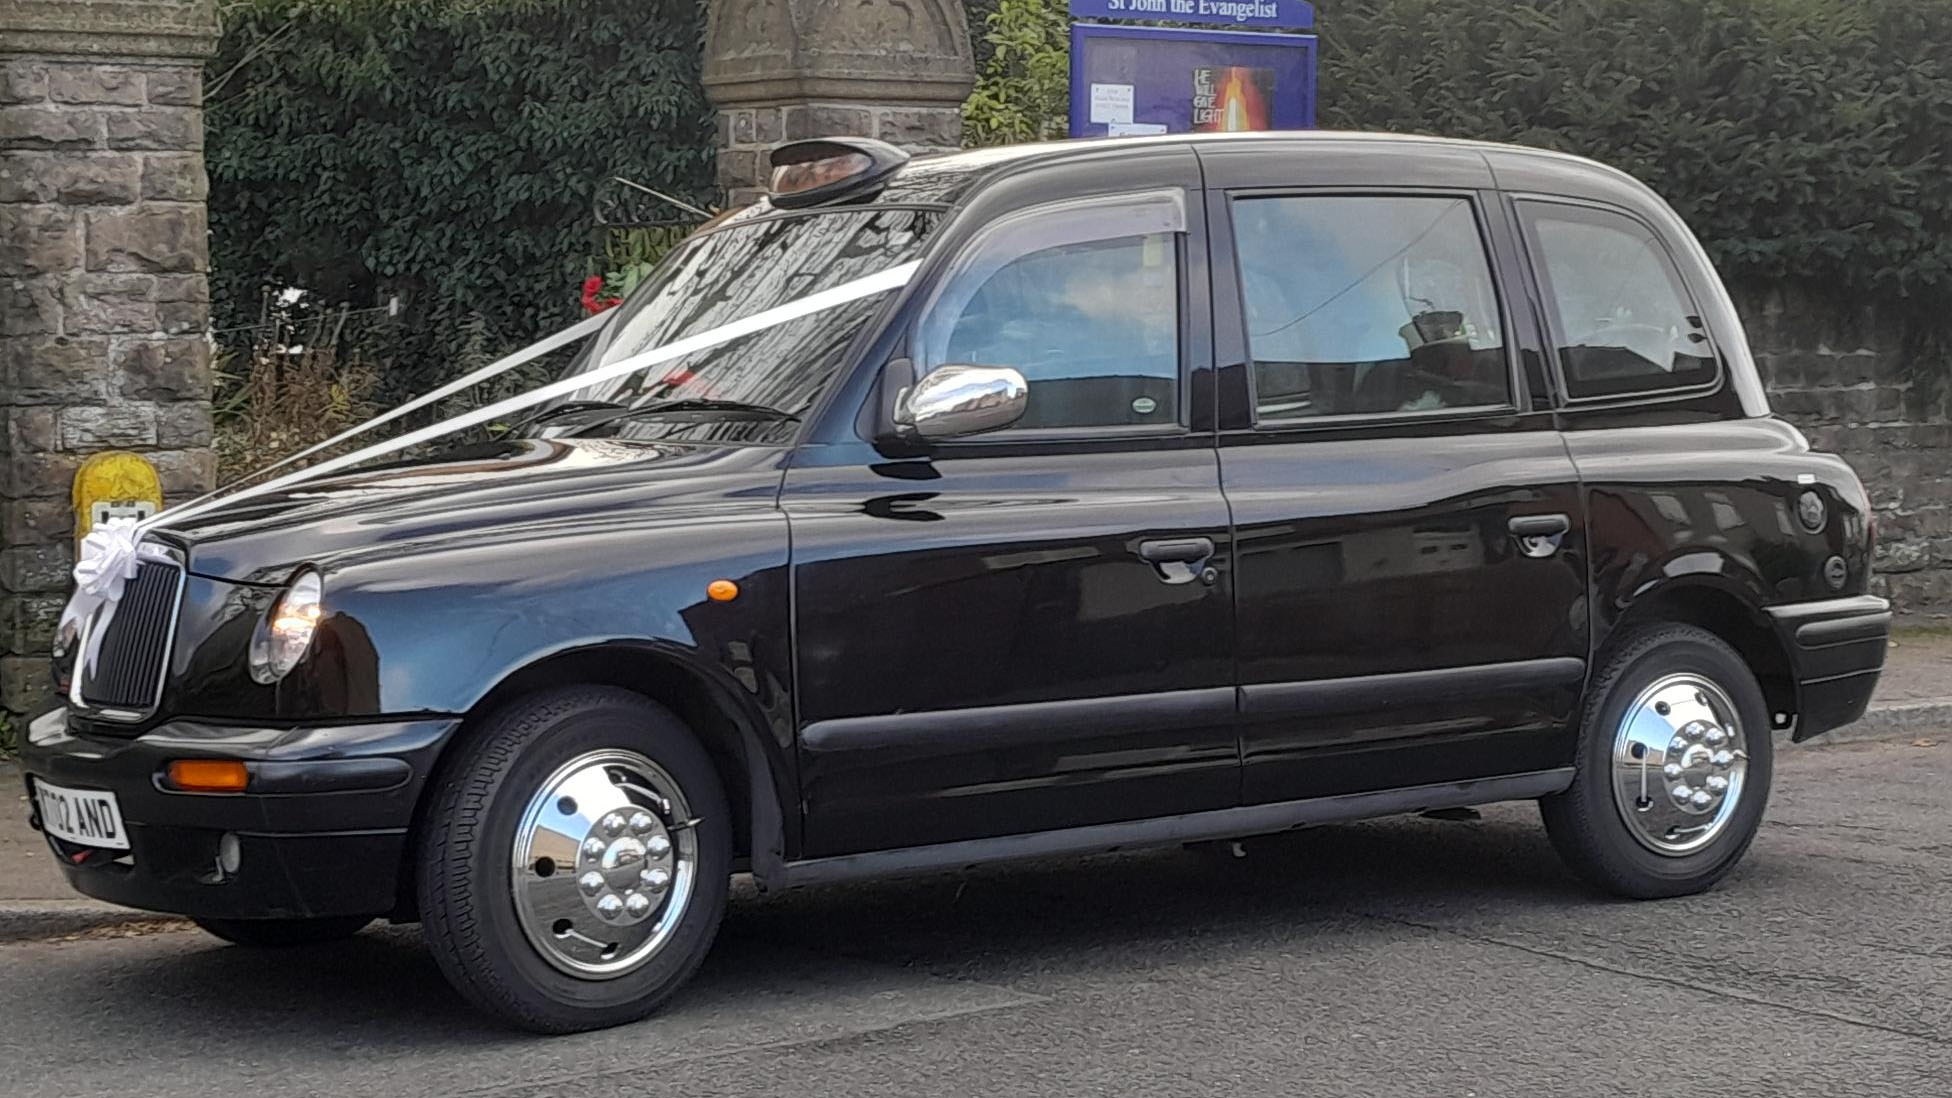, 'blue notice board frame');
1068,0,1315,31
1068,24,1317,139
